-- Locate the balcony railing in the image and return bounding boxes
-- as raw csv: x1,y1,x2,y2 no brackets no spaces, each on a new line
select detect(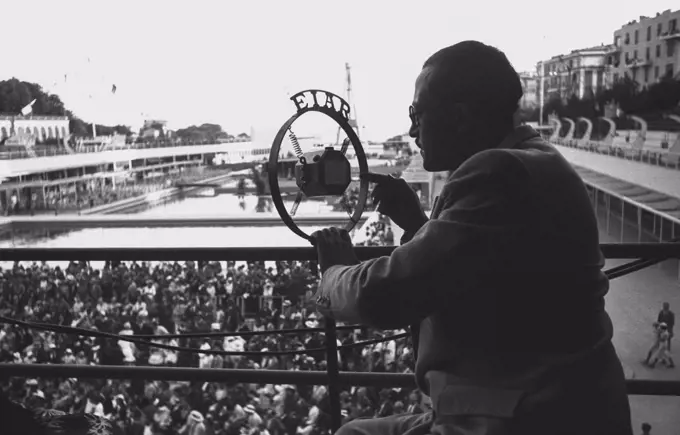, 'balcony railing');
660,29,680,41
1,244,679,432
